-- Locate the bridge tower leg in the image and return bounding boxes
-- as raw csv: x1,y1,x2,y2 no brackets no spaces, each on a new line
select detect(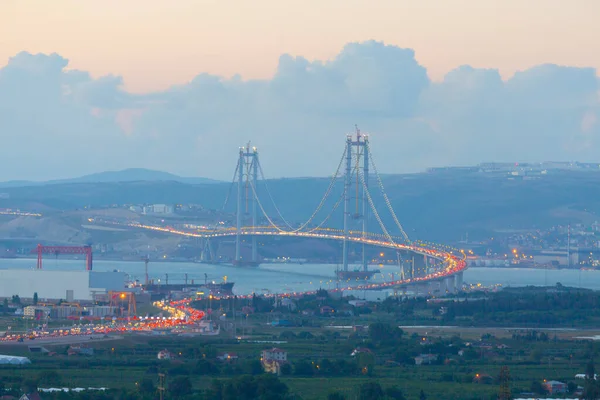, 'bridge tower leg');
362,135,369,272
455,271,464,292
251,149,258,263
342,135,352,272
235,148,244,263
201,239,215,263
